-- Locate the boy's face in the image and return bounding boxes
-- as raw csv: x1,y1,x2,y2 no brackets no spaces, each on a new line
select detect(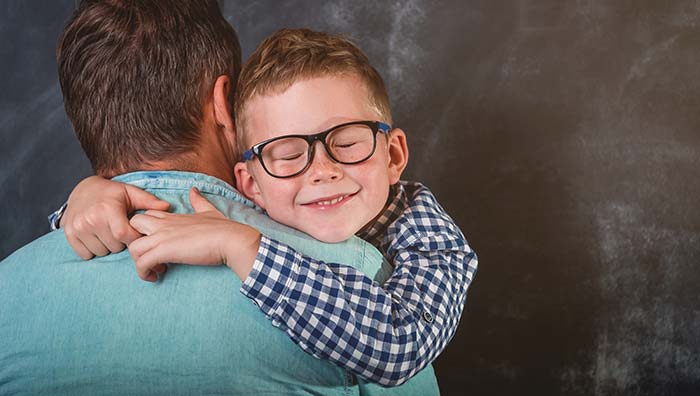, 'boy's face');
235,75,408,243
